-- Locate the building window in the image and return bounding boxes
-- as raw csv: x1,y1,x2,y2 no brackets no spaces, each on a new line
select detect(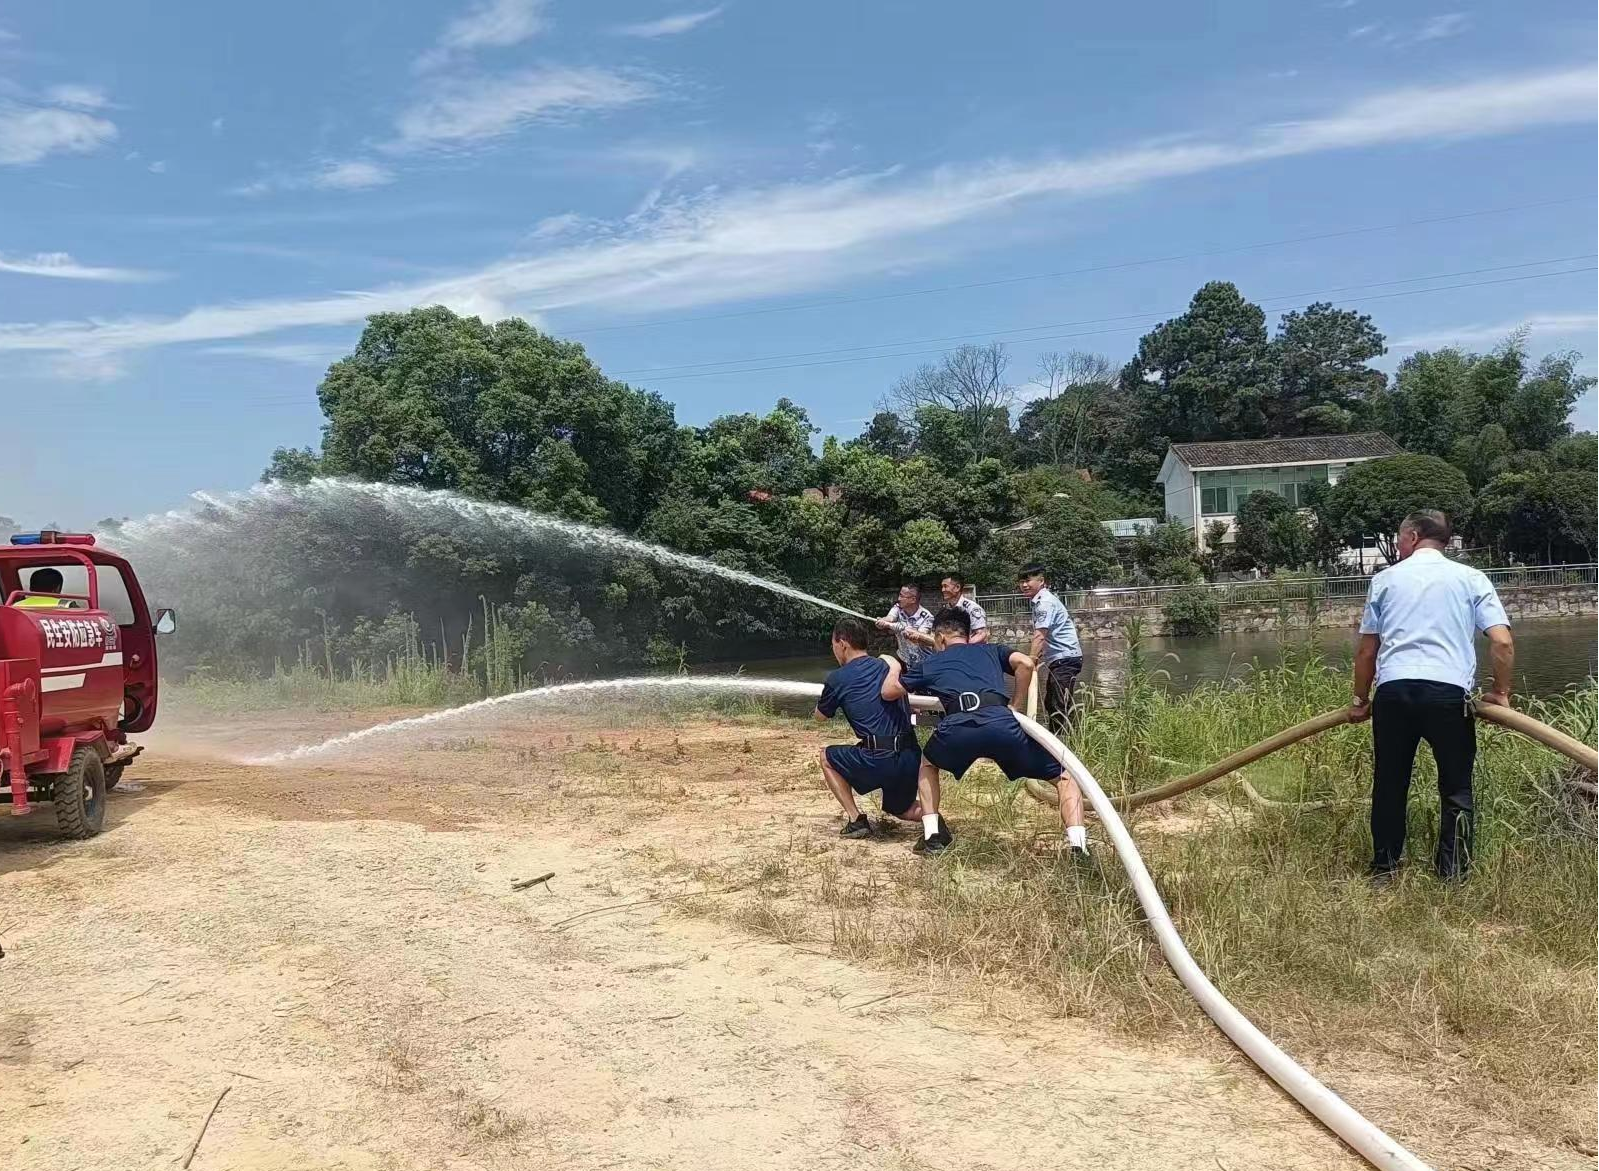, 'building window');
1200,486,1229,514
